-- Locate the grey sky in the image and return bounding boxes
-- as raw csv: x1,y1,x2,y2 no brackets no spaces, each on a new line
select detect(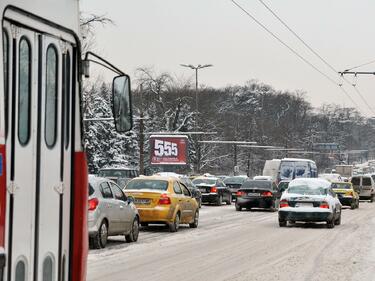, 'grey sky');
80,0,375,116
